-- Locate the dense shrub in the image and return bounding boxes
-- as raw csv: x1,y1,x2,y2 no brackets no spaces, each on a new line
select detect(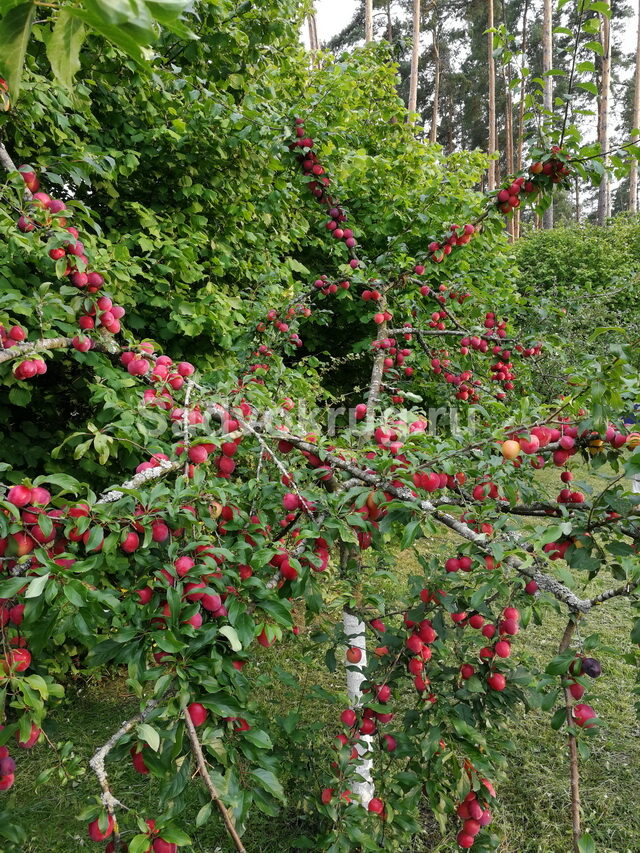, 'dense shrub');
514,214,640,294
511,217,640,401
